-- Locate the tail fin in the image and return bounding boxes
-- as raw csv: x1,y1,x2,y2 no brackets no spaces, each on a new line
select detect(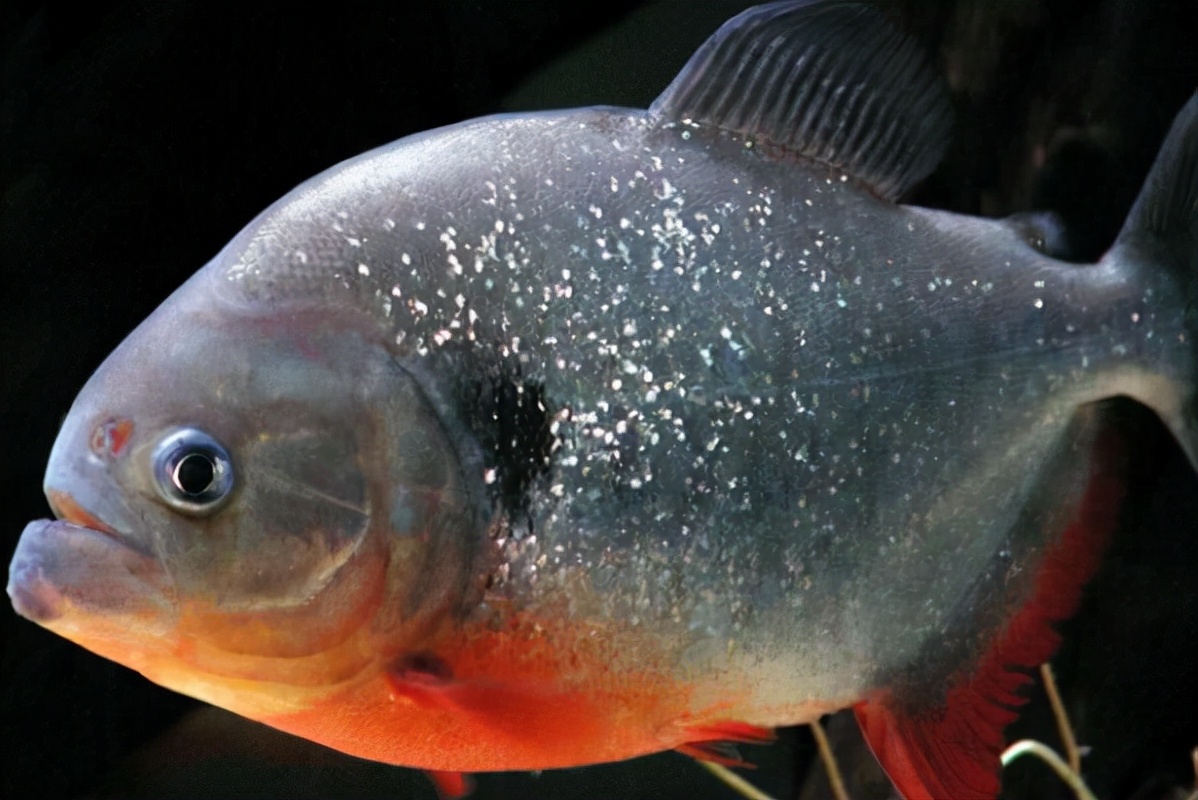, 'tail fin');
1111,94,1198,470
